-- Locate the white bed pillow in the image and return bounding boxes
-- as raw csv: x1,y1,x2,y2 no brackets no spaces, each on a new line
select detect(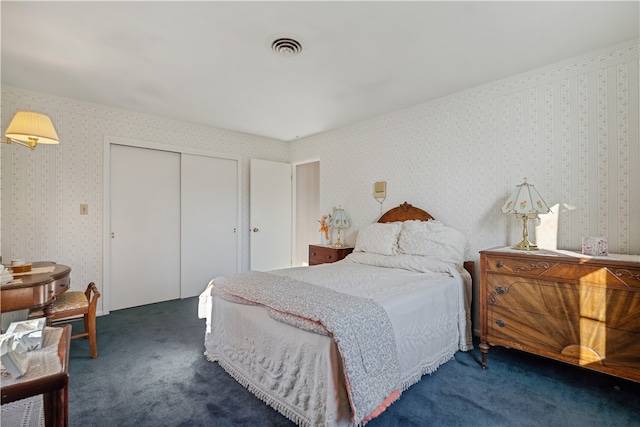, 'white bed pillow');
354,222,402,256
345,251,458,274
398,220,467,267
